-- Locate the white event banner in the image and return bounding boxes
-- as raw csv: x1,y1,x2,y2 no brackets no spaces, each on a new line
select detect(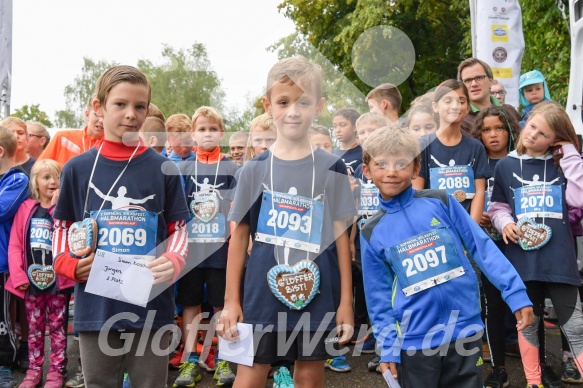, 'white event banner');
0,0,13,118
85,249,154,307
471,0,525,108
